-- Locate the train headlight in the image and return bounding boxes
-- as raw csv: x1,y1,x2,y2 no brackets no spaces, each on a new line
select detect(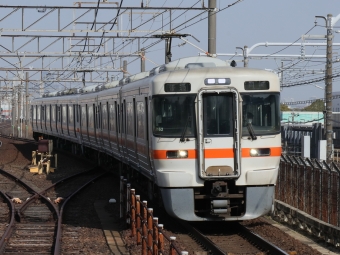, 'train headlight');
249,148,270,157
178,150,188,158
250,149,259,157
204,78,231,85
166,150,188,158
